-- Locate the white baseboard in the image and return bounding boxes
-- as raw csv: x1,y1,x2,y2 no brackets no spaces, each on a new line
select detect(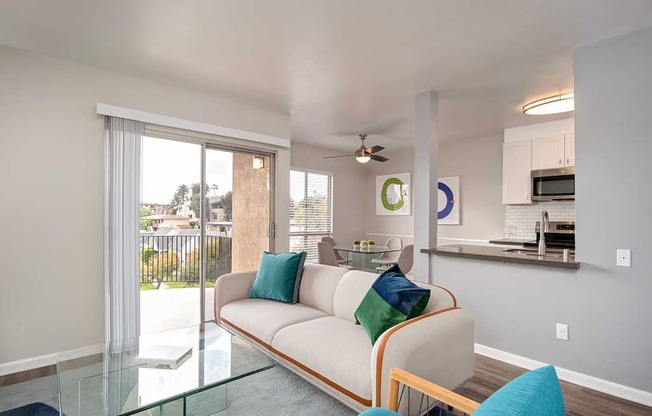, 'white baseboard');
475,343,652,408
0,345,103,377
